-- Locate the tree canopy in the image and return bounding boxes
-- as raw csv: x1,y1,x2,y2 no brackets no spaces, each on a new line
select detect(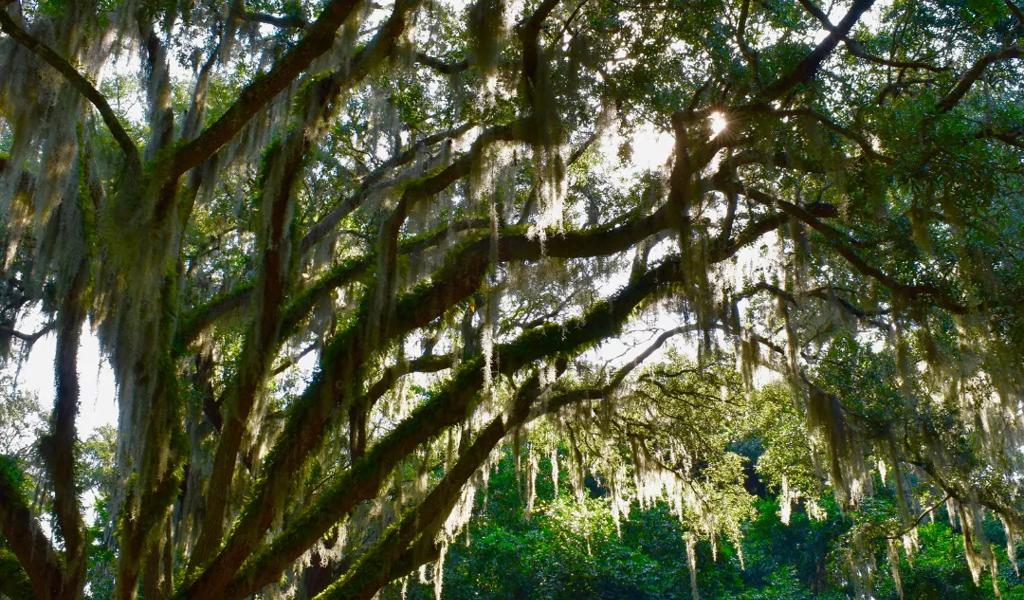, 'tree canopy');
0,0,1022,598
